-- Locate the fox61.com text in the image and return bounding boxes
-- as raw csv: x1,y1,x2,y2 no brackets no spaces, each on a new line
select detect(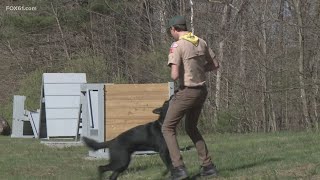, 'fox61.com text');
6,6,37,11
